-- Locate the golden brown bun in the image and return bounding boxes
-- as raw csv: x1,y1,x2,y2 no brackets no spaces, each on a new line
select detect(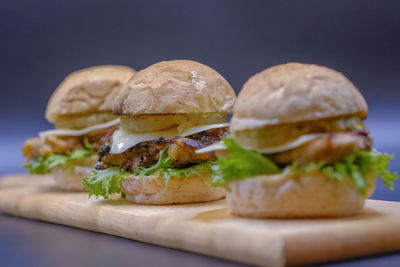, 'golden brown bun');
121,170,225,204
51,155,98,191
231,63,368,132
46,65,136,128
226,172,376,218
113,60,236,117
